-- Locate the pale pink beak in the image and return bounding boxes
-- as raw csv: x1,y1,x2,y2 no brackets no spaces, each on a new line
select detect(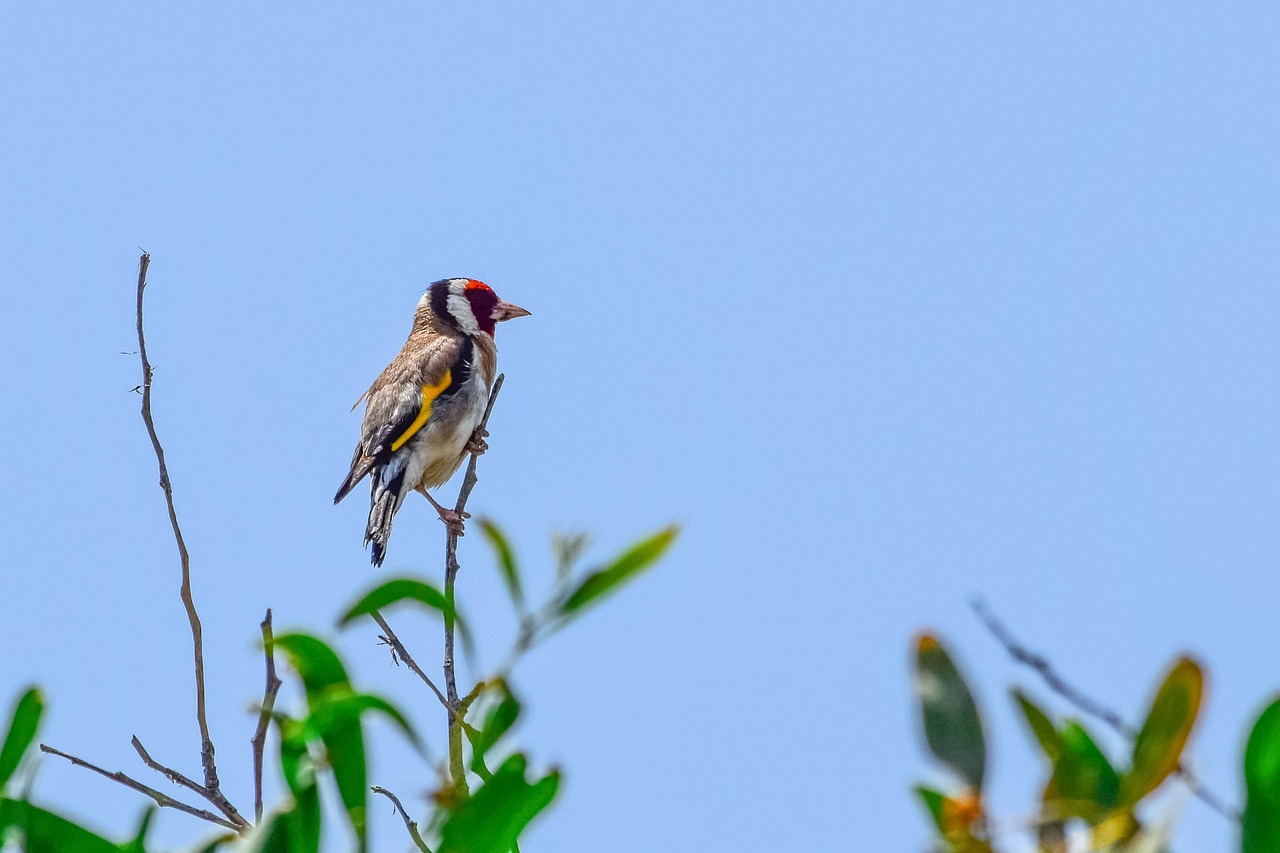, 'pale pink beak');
492,299,531,322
